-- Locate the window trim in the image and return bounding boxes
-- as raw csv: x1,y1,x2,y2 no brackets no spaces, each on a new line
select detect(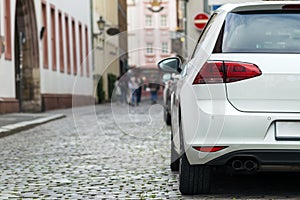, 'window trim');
50,4,57,71
65,14,71,74
4,0,12,60
160,15,167,27
42,1,48,68
146,42,154,54
72,18,77,76
85,26,90,77
58,11,64,73
161,42,169,54
78,23,83,76
145,15,153,27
